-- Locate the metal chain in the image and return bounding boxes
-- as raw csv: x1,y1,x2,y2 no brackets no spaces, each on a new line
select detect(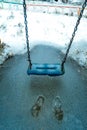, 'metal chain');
62,0,87,67
23,0,32,69
23,0,86,69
